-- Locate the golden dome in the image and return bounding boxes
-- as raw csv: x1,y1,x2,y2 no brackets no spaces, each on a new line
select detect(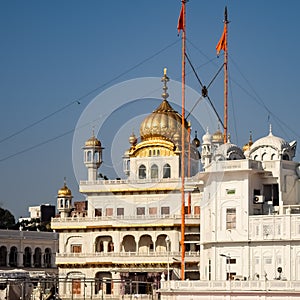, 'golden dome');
85,134,101,147
242,131,253,152
58,183,72,197
139,99,188,143
212,129,223,144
